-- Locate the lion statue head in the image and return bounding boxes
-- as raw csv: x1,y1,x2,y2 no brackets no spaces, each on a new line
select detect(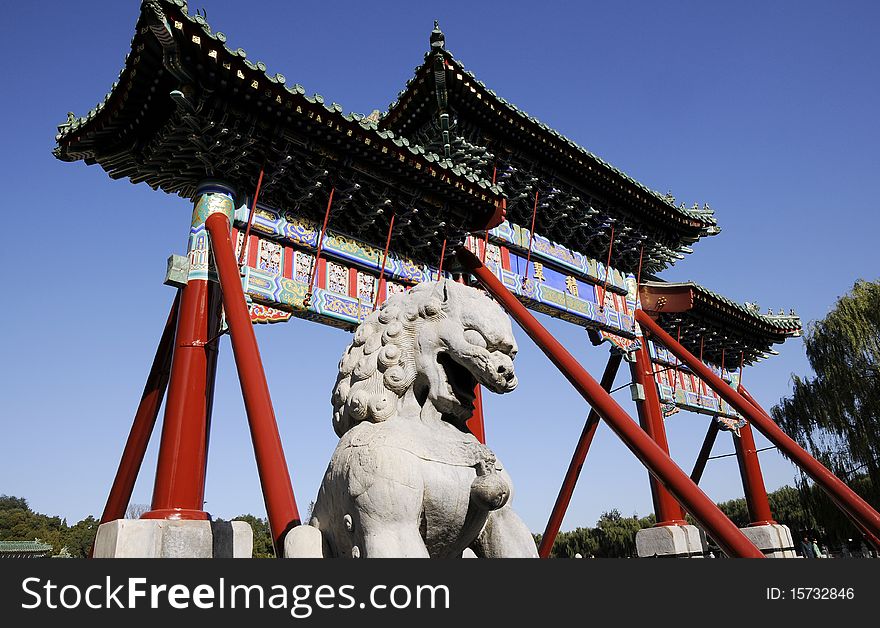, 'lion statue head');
331,279,518,436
